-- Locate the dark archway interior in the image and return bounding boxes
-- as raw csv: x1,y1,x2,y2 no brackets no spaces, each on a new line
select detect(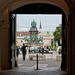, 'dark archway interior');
12,3,64,14
10,3,67,70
